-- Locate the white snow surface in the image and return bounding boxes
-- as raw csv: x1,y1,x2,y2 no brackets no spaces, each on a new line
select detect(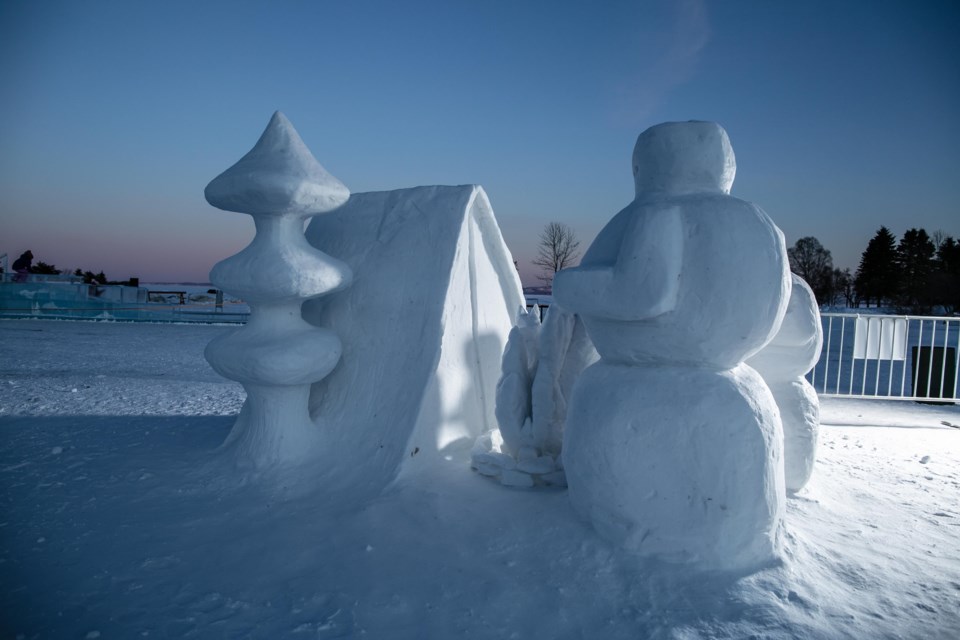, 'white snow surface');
1,318,959,639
